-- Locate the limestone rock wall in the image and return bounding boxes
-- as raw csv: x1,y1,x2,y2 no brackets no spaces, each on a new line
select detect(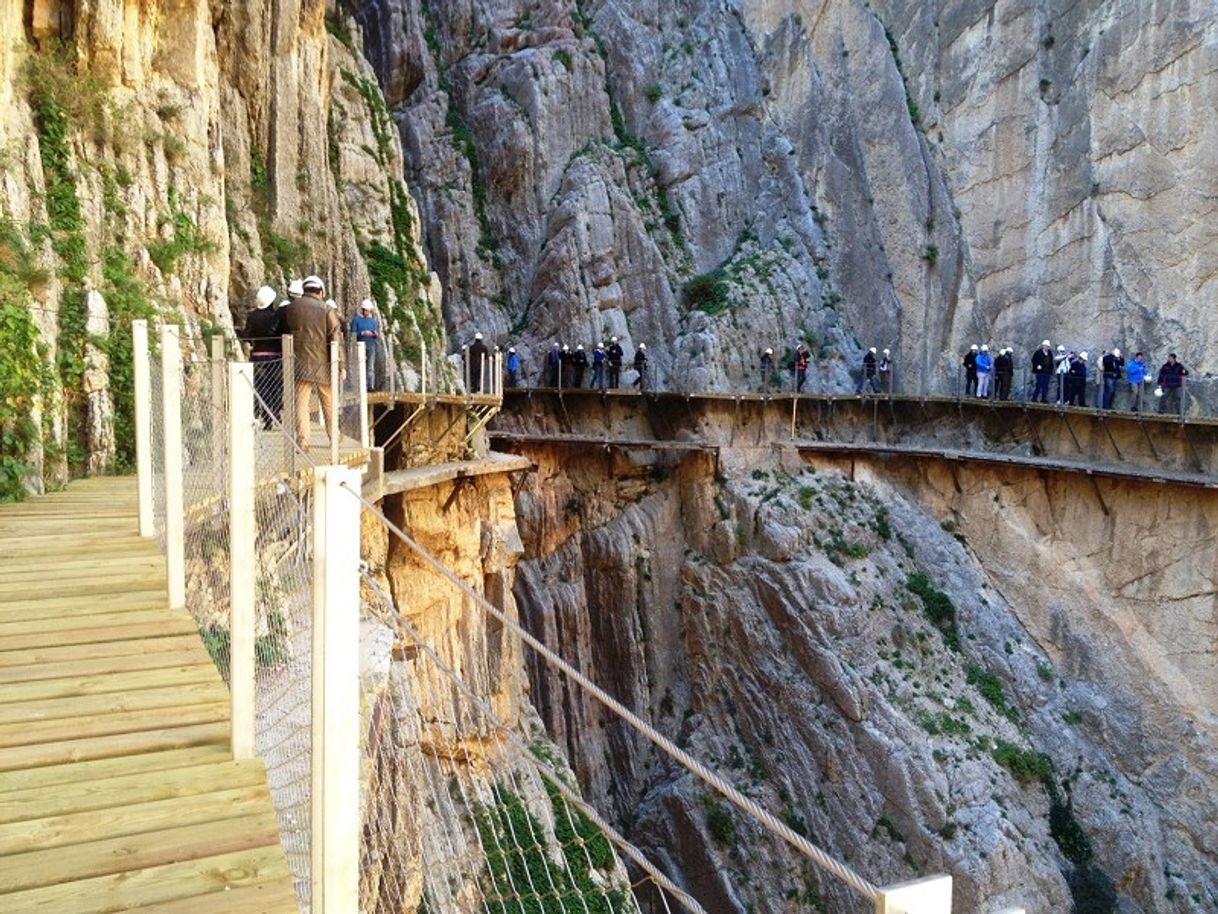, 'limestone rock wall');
0,0,445,491
351,0,1214,396
509,443,1217,912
